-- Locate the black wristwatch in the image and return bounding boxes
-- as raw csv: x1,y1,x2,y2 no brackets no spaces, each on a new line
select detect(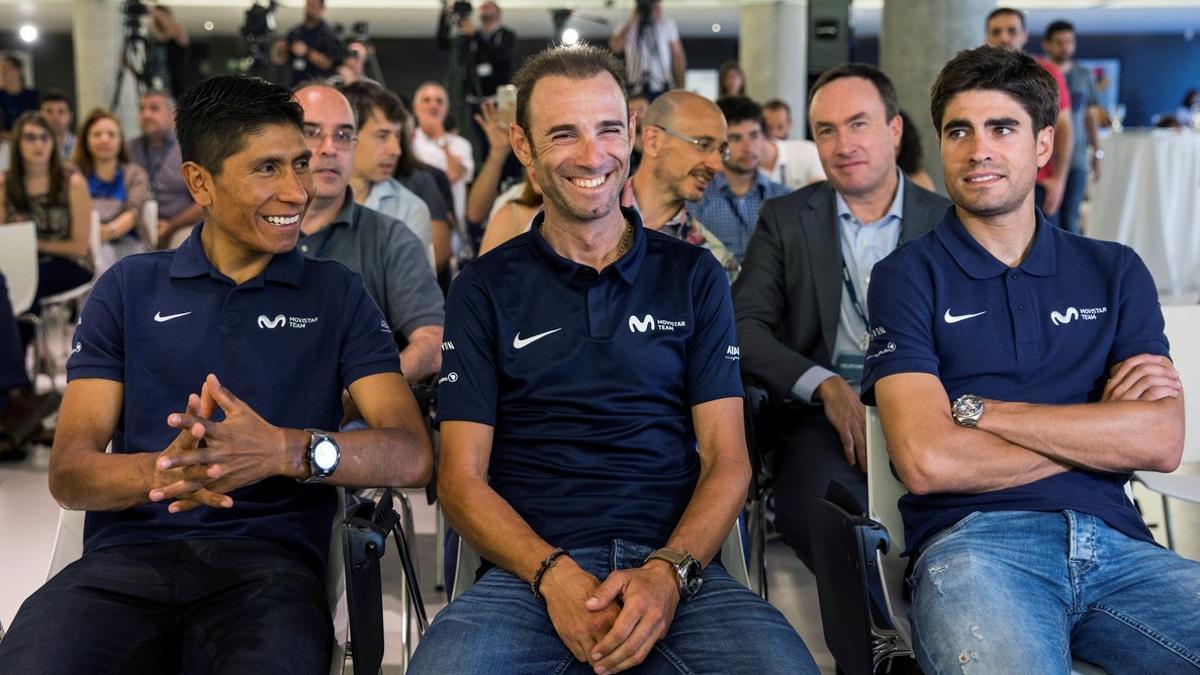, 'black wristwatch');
303,429,340,483
645,547,703,601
